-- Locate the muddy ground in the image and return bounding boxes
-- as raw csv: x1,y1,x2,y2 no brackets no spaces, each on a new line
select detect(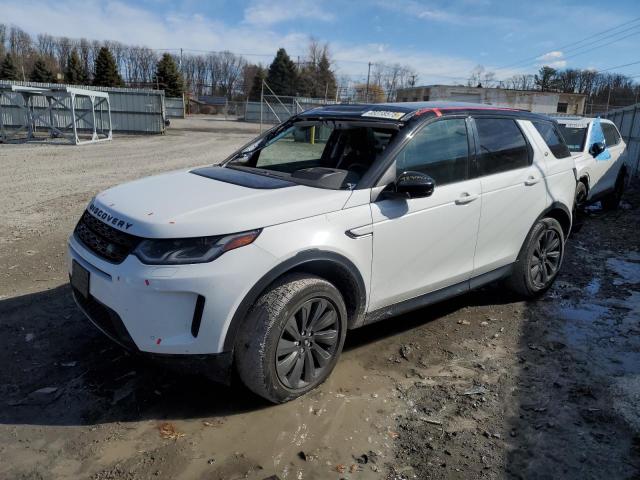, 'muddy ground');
0,119,639,479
